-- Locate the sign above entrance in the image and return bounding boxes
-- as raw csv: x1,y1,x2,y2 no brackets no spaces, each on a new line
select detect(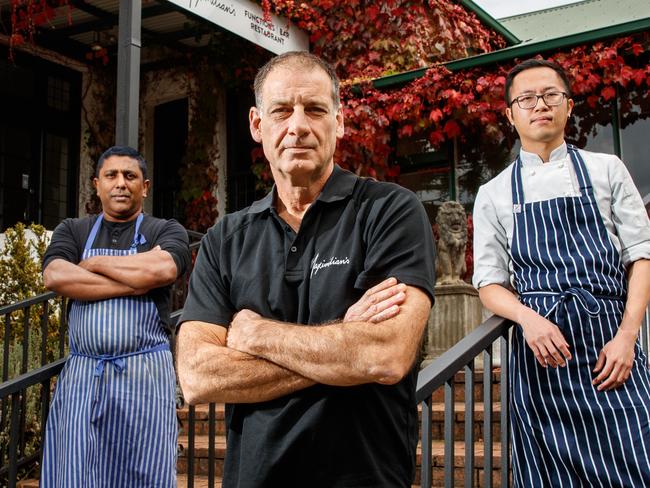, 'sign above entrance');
167,0,309,54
